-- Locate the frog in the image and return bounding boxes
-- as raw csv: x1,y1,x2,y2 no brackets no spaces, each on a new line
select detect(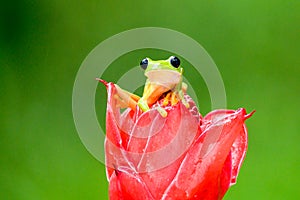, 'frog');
113,56,189,117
